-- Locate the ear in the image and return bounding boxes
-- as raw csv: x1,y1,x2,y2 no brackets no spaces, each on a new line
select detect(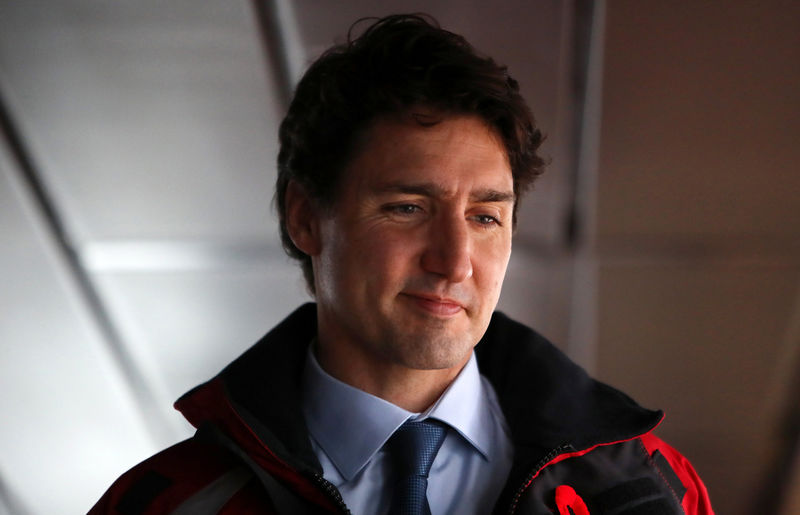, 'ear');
284,180,323,256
